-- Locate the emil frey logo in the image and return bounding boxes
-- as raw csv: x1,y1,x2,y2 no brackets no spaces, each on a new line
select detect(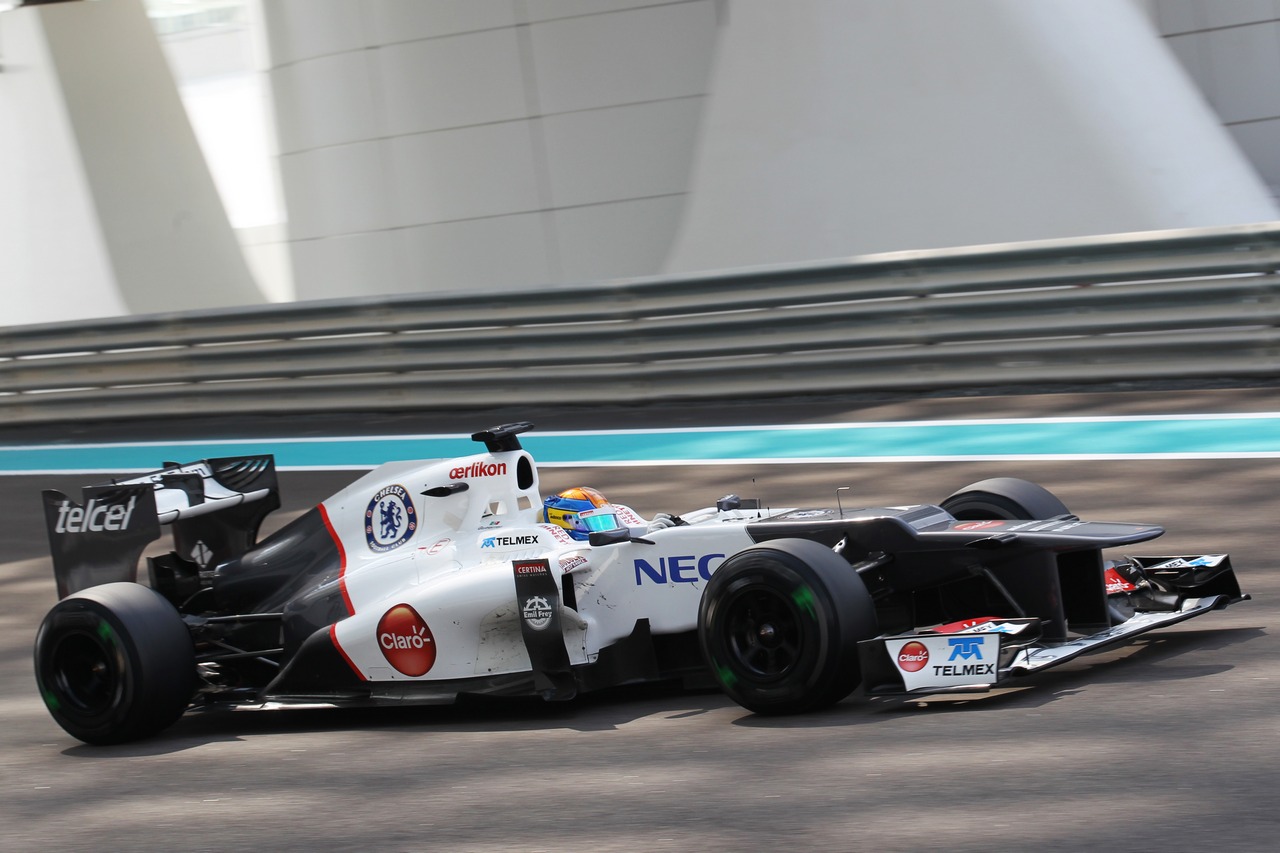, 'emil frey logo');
52,496,138,534
897,641,929,672
376,603,436,676
366,485,417,553
522,595,554,630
